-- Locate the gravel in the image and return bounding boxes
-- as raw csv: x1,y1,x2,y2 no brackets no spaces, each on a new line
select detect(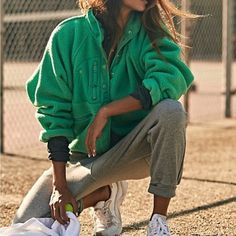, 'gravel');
1,119,236,235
